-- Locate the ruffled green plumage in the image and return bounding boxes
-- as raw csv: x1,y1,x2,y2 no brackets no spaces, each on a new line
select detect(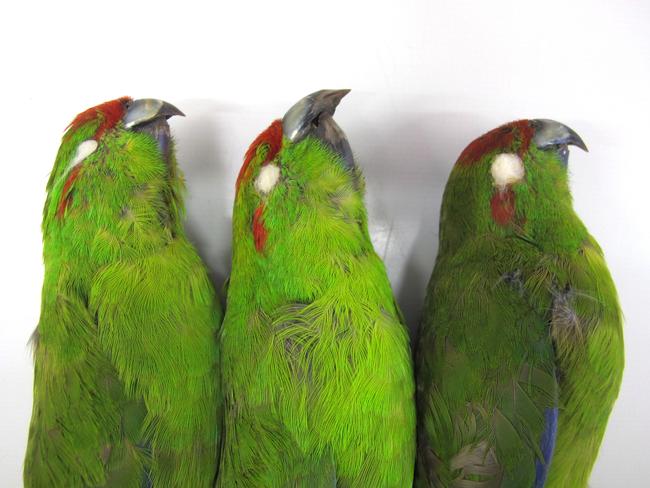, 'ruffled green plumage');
416,132,623,487
218,136,416,487
25,117,222,487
